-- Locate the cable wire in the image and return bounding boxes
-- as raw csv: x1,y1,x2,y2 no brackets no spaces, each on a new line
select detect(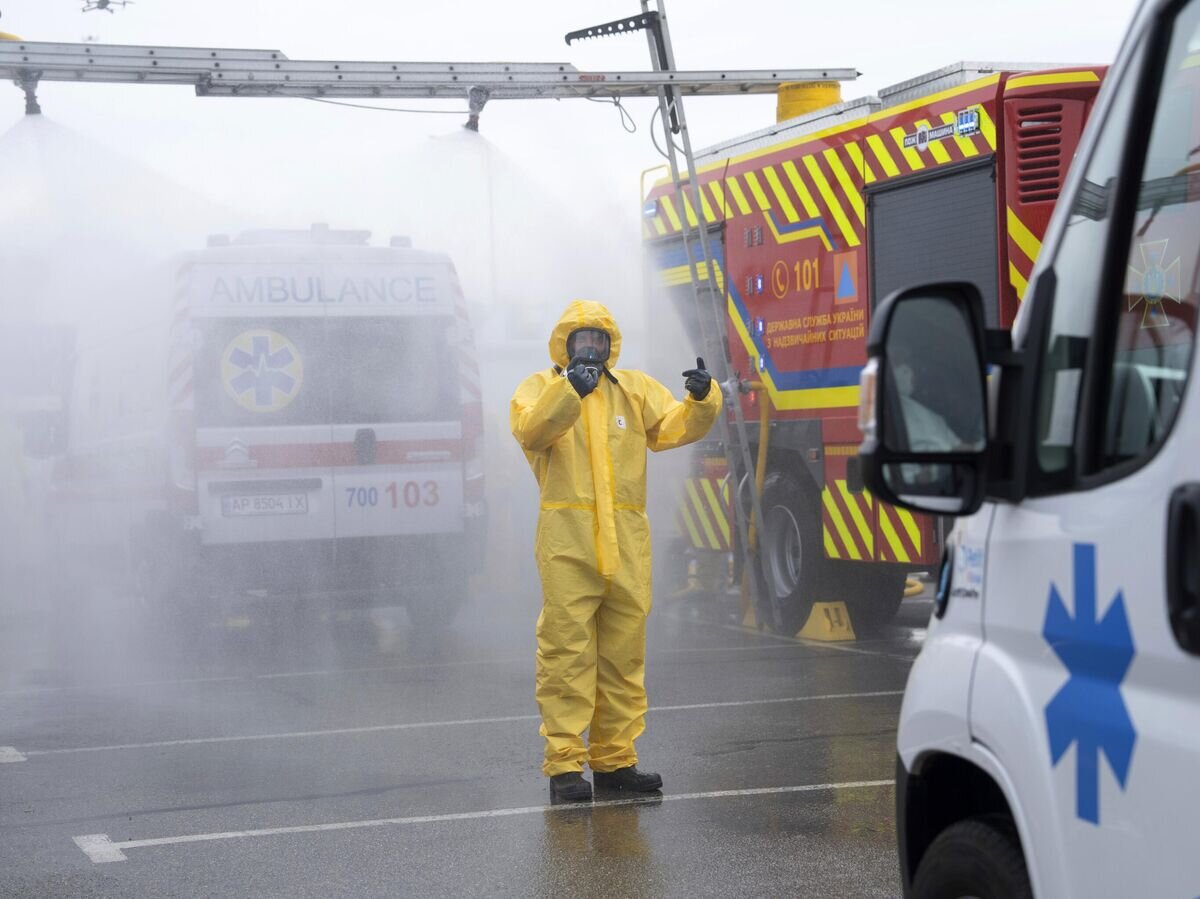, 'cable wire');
649,104,670,160
583,94,637,134
301,97,467,114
